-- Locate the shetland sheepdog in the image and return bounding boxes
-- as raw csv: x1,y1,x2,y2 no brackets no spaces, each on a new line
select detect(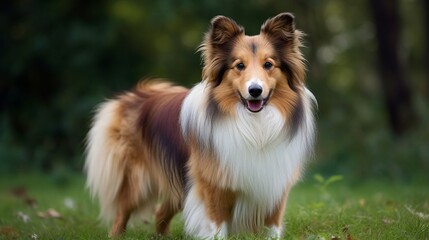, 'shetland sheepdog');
85,12,316,239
